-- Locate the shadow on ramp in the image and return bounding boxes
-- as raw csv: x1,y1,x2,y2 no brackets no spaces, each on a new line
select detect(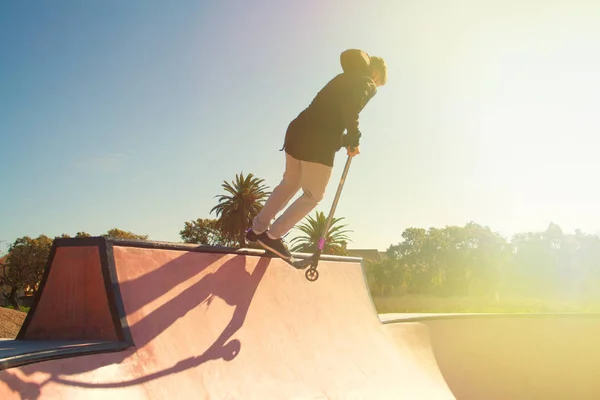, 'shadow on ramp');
1,244,269,397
